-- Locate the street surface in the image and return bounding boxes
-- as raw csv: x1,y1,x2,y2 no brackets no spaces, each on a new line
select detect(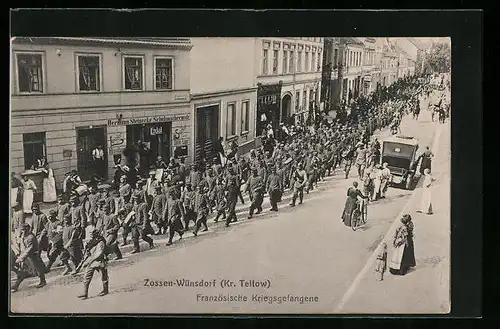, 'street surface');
10,90,450,314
